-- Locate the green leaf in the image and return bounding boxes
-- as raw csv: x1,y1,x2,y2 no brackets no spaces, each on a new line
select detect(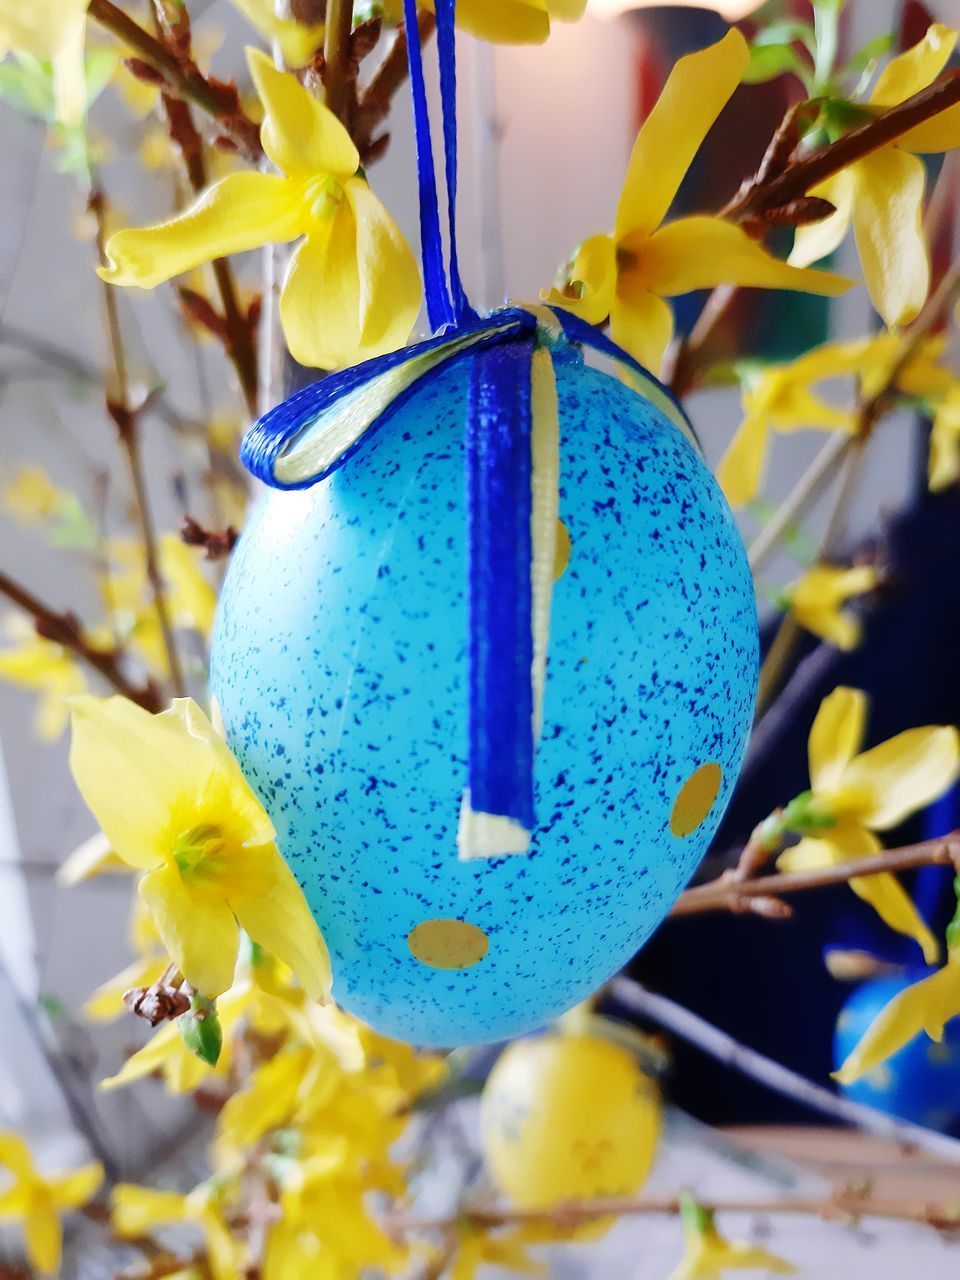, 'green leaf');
0,54,55,121
744,43,806,86
754,20,816,54
84,48,119,108
179,993,223,1067
846,32,894,74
